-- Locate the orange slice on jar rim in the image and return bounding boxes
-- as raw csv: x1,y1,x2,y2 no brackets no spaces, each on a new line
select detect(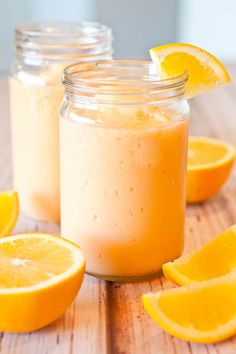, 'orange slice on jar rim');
150,43,231,98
